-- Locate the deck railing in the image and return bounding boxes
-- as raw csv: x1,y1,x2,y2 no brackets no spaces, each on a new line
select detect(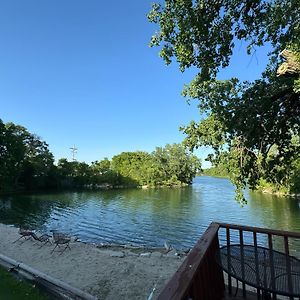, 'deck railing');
218,223,300,300
156,222,300,300
156,222,224,300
